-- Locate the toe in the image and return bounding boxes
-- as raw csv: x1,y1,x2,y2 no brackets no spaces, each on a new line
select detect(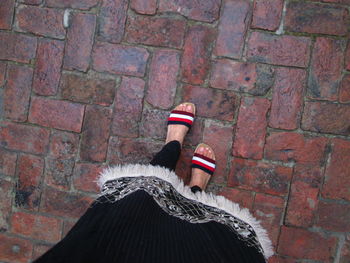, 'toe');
186,104,192,113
